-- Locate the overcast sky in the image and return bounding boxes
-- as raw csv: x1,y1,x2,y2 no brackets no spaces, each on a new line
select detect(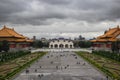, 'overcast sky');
0,0,120,39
